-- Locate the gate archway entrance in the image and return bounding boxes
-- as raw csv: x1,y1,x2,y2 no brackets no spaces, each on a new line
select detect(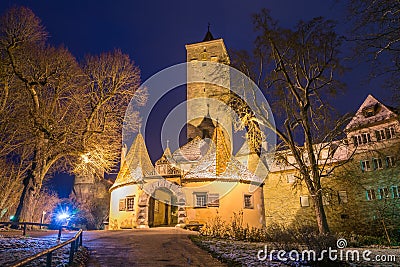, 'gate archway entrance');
137,179,186,228
148,188,178,227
